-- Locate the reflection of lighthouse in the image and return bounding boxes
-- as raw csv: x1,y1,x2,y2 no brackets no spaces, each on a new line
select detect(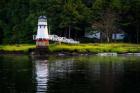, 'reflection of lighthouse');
36,16,49,47
35,60,49,92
